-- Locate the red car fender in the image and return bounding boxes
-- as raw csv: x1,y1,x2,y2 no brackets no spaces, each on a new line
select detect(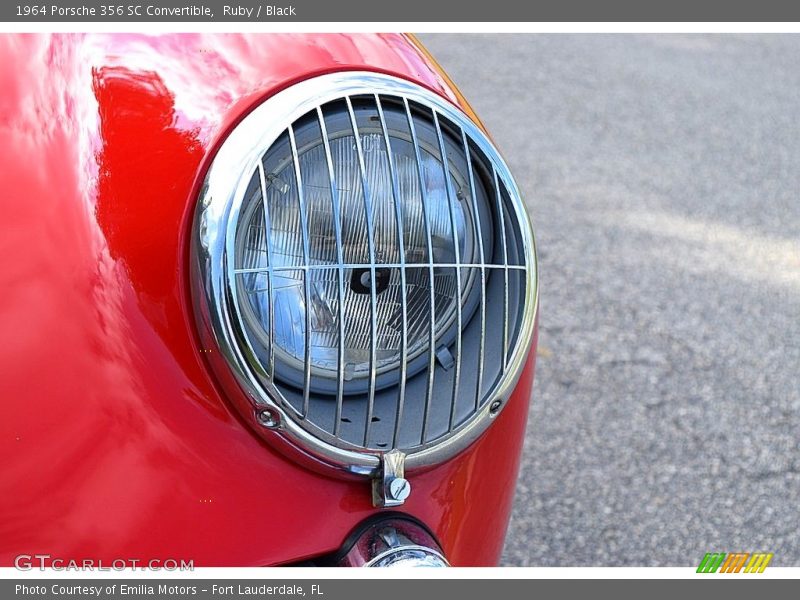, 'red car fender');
0,33,537,567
